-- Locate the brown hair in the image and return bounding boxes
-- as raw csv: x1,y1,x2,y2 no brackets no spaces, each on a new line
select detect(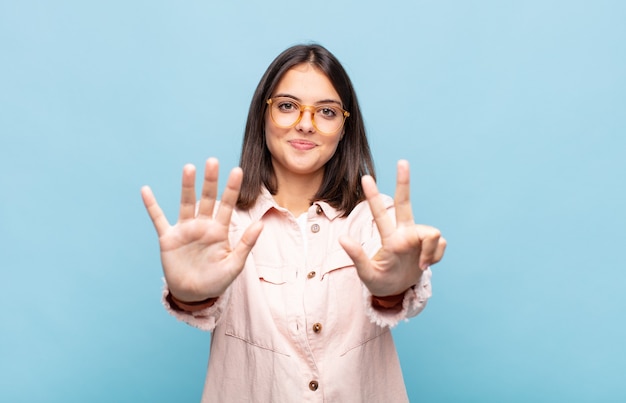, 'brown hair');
237,44,375,216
